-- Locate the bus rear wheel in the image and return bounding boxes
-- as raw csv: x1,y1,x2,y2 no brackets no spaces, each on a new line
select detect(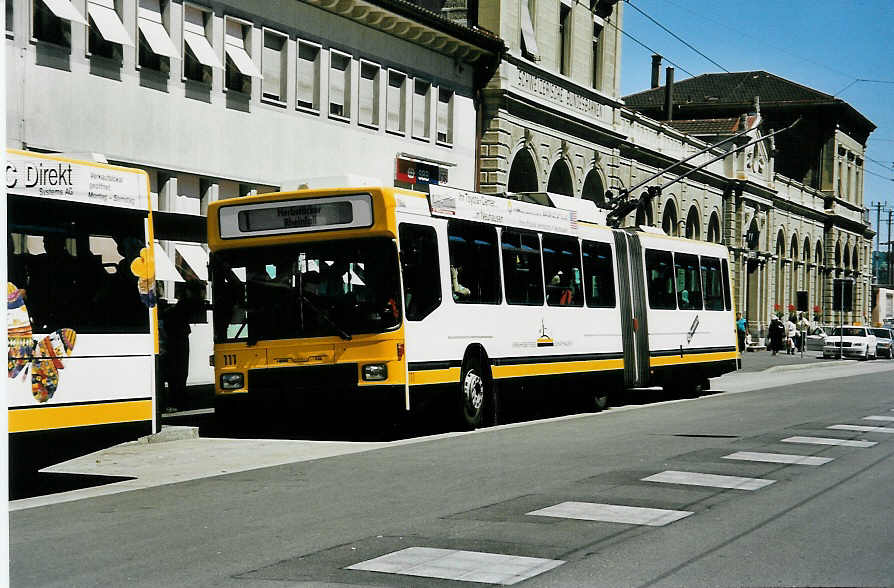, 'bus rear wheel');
459,358,489,429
